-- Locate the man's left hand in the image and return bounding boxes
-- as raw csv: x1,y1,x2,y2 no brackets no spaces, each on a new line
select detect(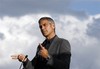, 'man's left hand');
39,44,49,59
